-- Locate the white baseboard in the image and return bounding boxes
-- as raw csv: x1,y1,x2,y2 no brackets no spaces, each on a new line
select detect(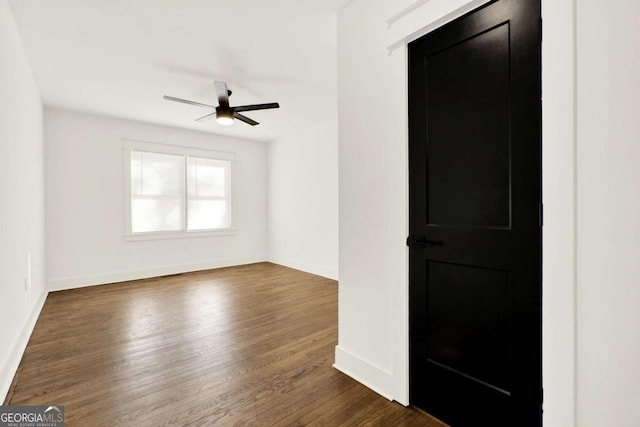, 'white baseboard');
268,256,338,281
47,256,267,292
333,345,394,400
1,291,48,404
